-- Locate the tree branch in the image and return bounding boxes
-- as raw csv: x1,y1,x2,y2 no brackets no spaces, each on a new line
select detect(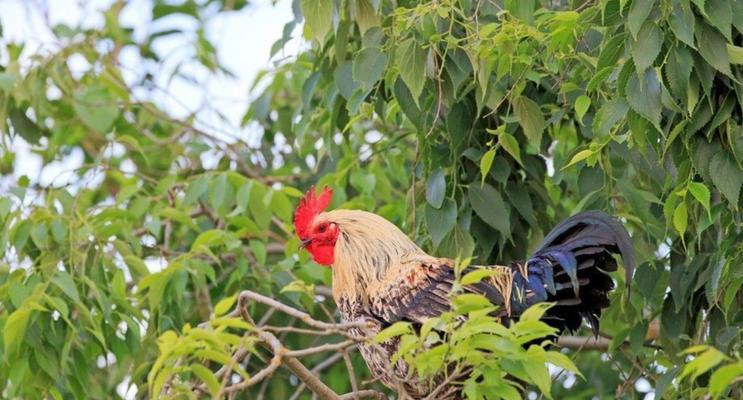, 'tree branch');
202,290,382,400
